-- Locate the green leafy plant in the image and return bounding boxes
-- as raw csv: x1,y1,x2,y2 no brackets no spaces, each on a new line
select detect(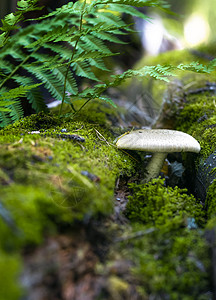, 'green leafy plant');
0,0,216,128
